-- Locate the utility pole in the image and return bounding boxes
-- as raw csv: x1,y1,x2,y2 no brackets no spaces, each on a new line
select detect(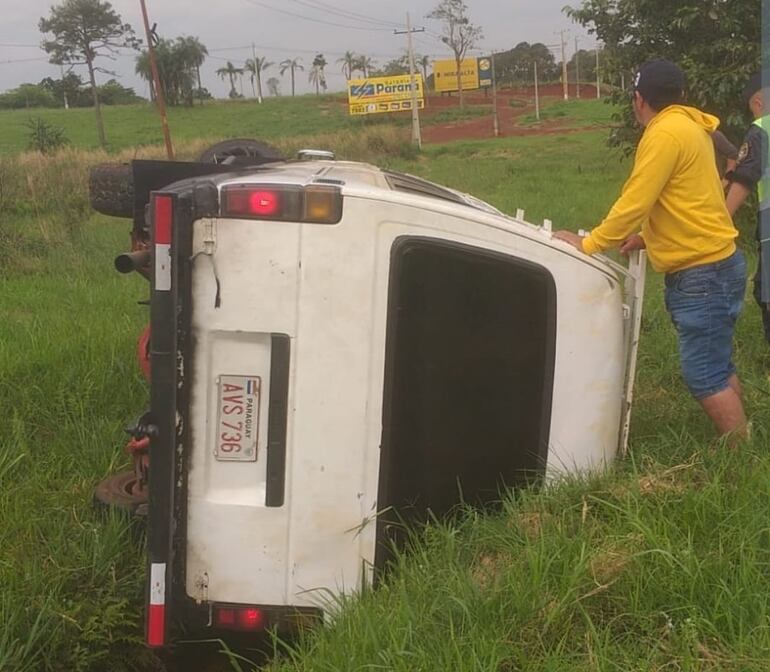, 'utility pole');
534,60,540,121
595,47,601,99
252,43,263,104
395,14,425,150
559,30,569,101
60,63,69,110
139,0,174,159
574,37,580,99
491,53,499,137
